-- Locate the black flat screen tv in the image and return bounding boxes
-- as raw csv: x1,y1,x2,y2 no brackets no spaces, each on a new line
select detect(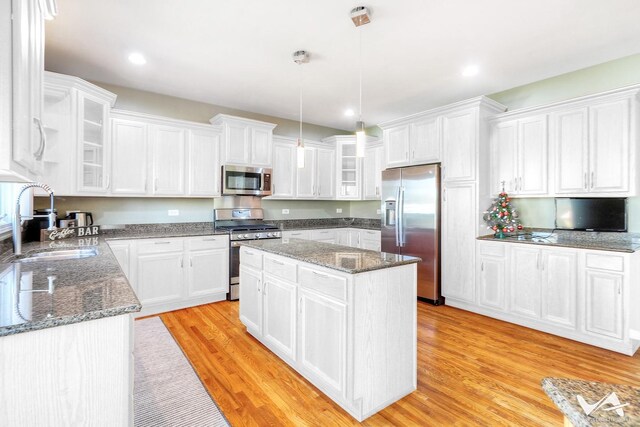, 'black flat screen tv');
555,198,627,232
